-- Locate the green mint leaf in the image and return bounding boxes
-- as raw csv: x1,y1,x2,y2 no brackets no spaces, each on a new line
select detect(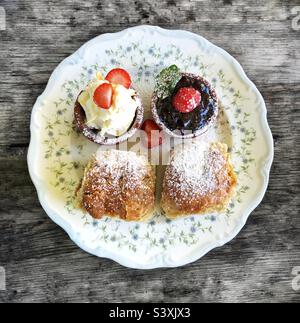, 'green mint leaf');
154,65,182,99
